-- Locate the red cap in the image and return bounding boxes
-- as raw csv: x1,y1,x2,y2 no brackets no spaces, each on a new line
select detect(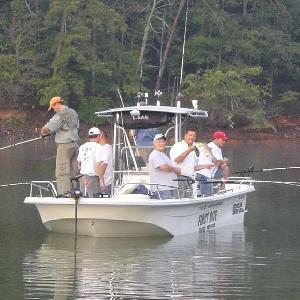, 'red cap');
212,131,229,141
